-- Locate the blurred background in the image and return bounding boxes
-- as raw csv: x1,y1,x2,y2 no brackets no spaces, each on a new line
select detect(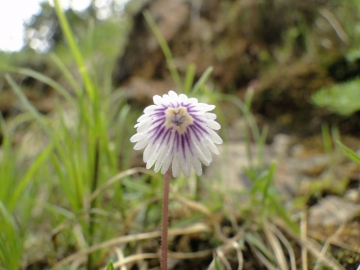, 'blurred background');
2,0,360,135
1,0,360,269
